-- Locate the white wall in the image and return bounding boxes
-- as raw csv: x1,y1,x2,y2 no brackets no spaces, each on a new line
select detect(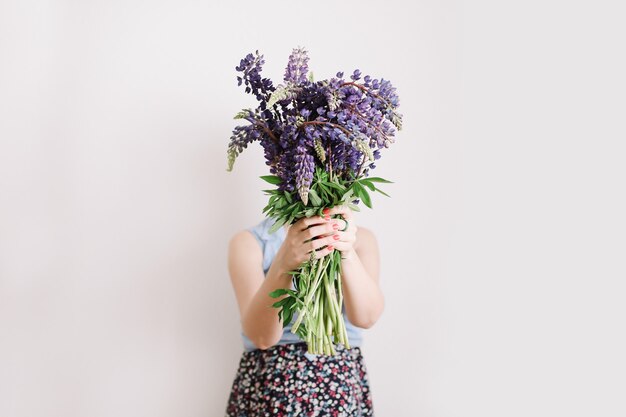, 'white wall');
1,1,624,416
